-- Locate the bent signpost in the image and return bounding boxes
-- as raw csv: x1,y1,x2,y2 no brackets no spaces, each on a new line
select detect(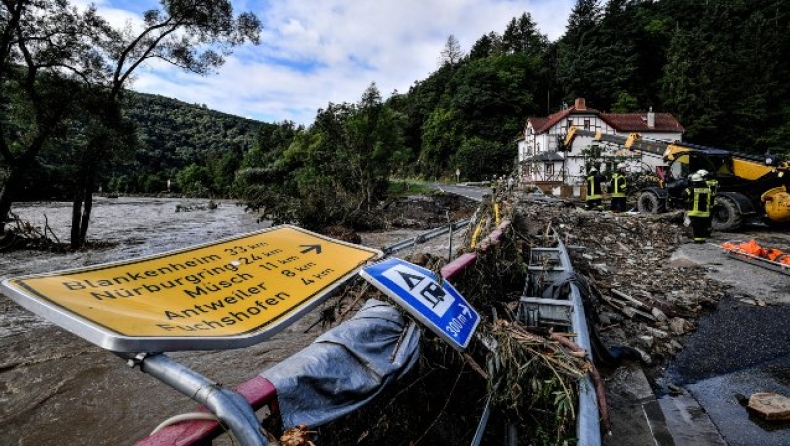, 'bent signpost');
0,225,381,352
